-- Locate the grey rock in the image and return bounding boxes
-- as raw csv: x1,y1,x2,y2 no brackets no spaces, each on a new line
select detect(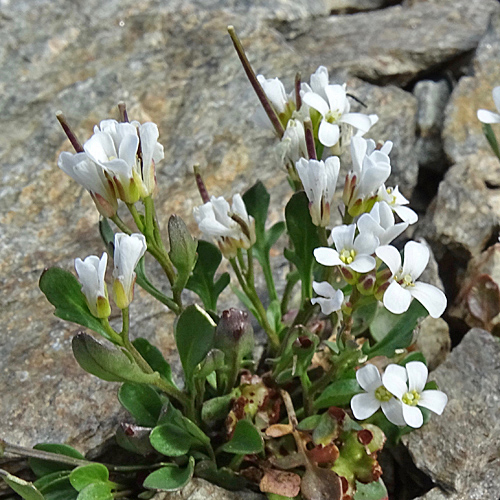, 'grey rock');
152,478,264,500
404,328,500,500
285,0,499,85
414,80,451,173
443,10,500,164
327,0,391,13
416,153,500,261
415,317,451,371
